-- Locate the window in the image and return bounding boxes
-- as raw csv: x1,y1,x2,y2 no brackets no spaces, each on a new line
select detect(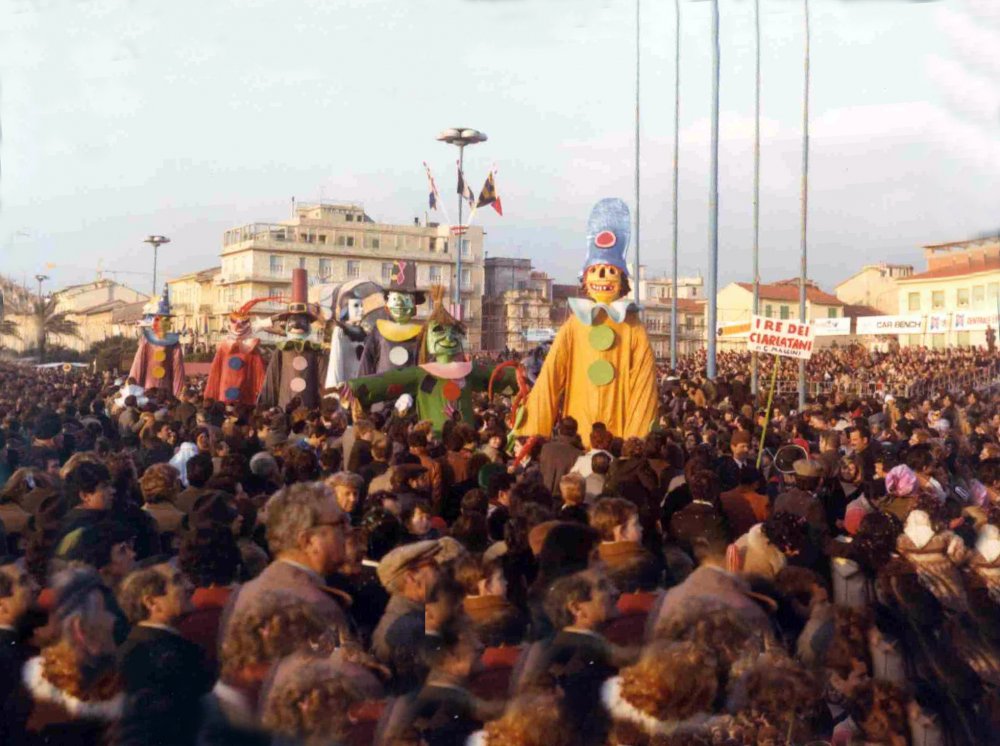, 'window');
381,263,394,283
318,235,327,244
685,316,694,330
347,260,360,279
461,239,471,257
932,291,945,310
780,306,790,320
365,235,381,250
319,259,332,279
989,283,1000,304
957,288,970,308
269,255,284,276
765,304,773,318
346,214,354,222
908,292,920,312
336,235,355,248
957,331,971,347
461,268,472,287
298,257,306,269
827,307,838,318
429,266,442,283
973,285,985,308
461,299,472,319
